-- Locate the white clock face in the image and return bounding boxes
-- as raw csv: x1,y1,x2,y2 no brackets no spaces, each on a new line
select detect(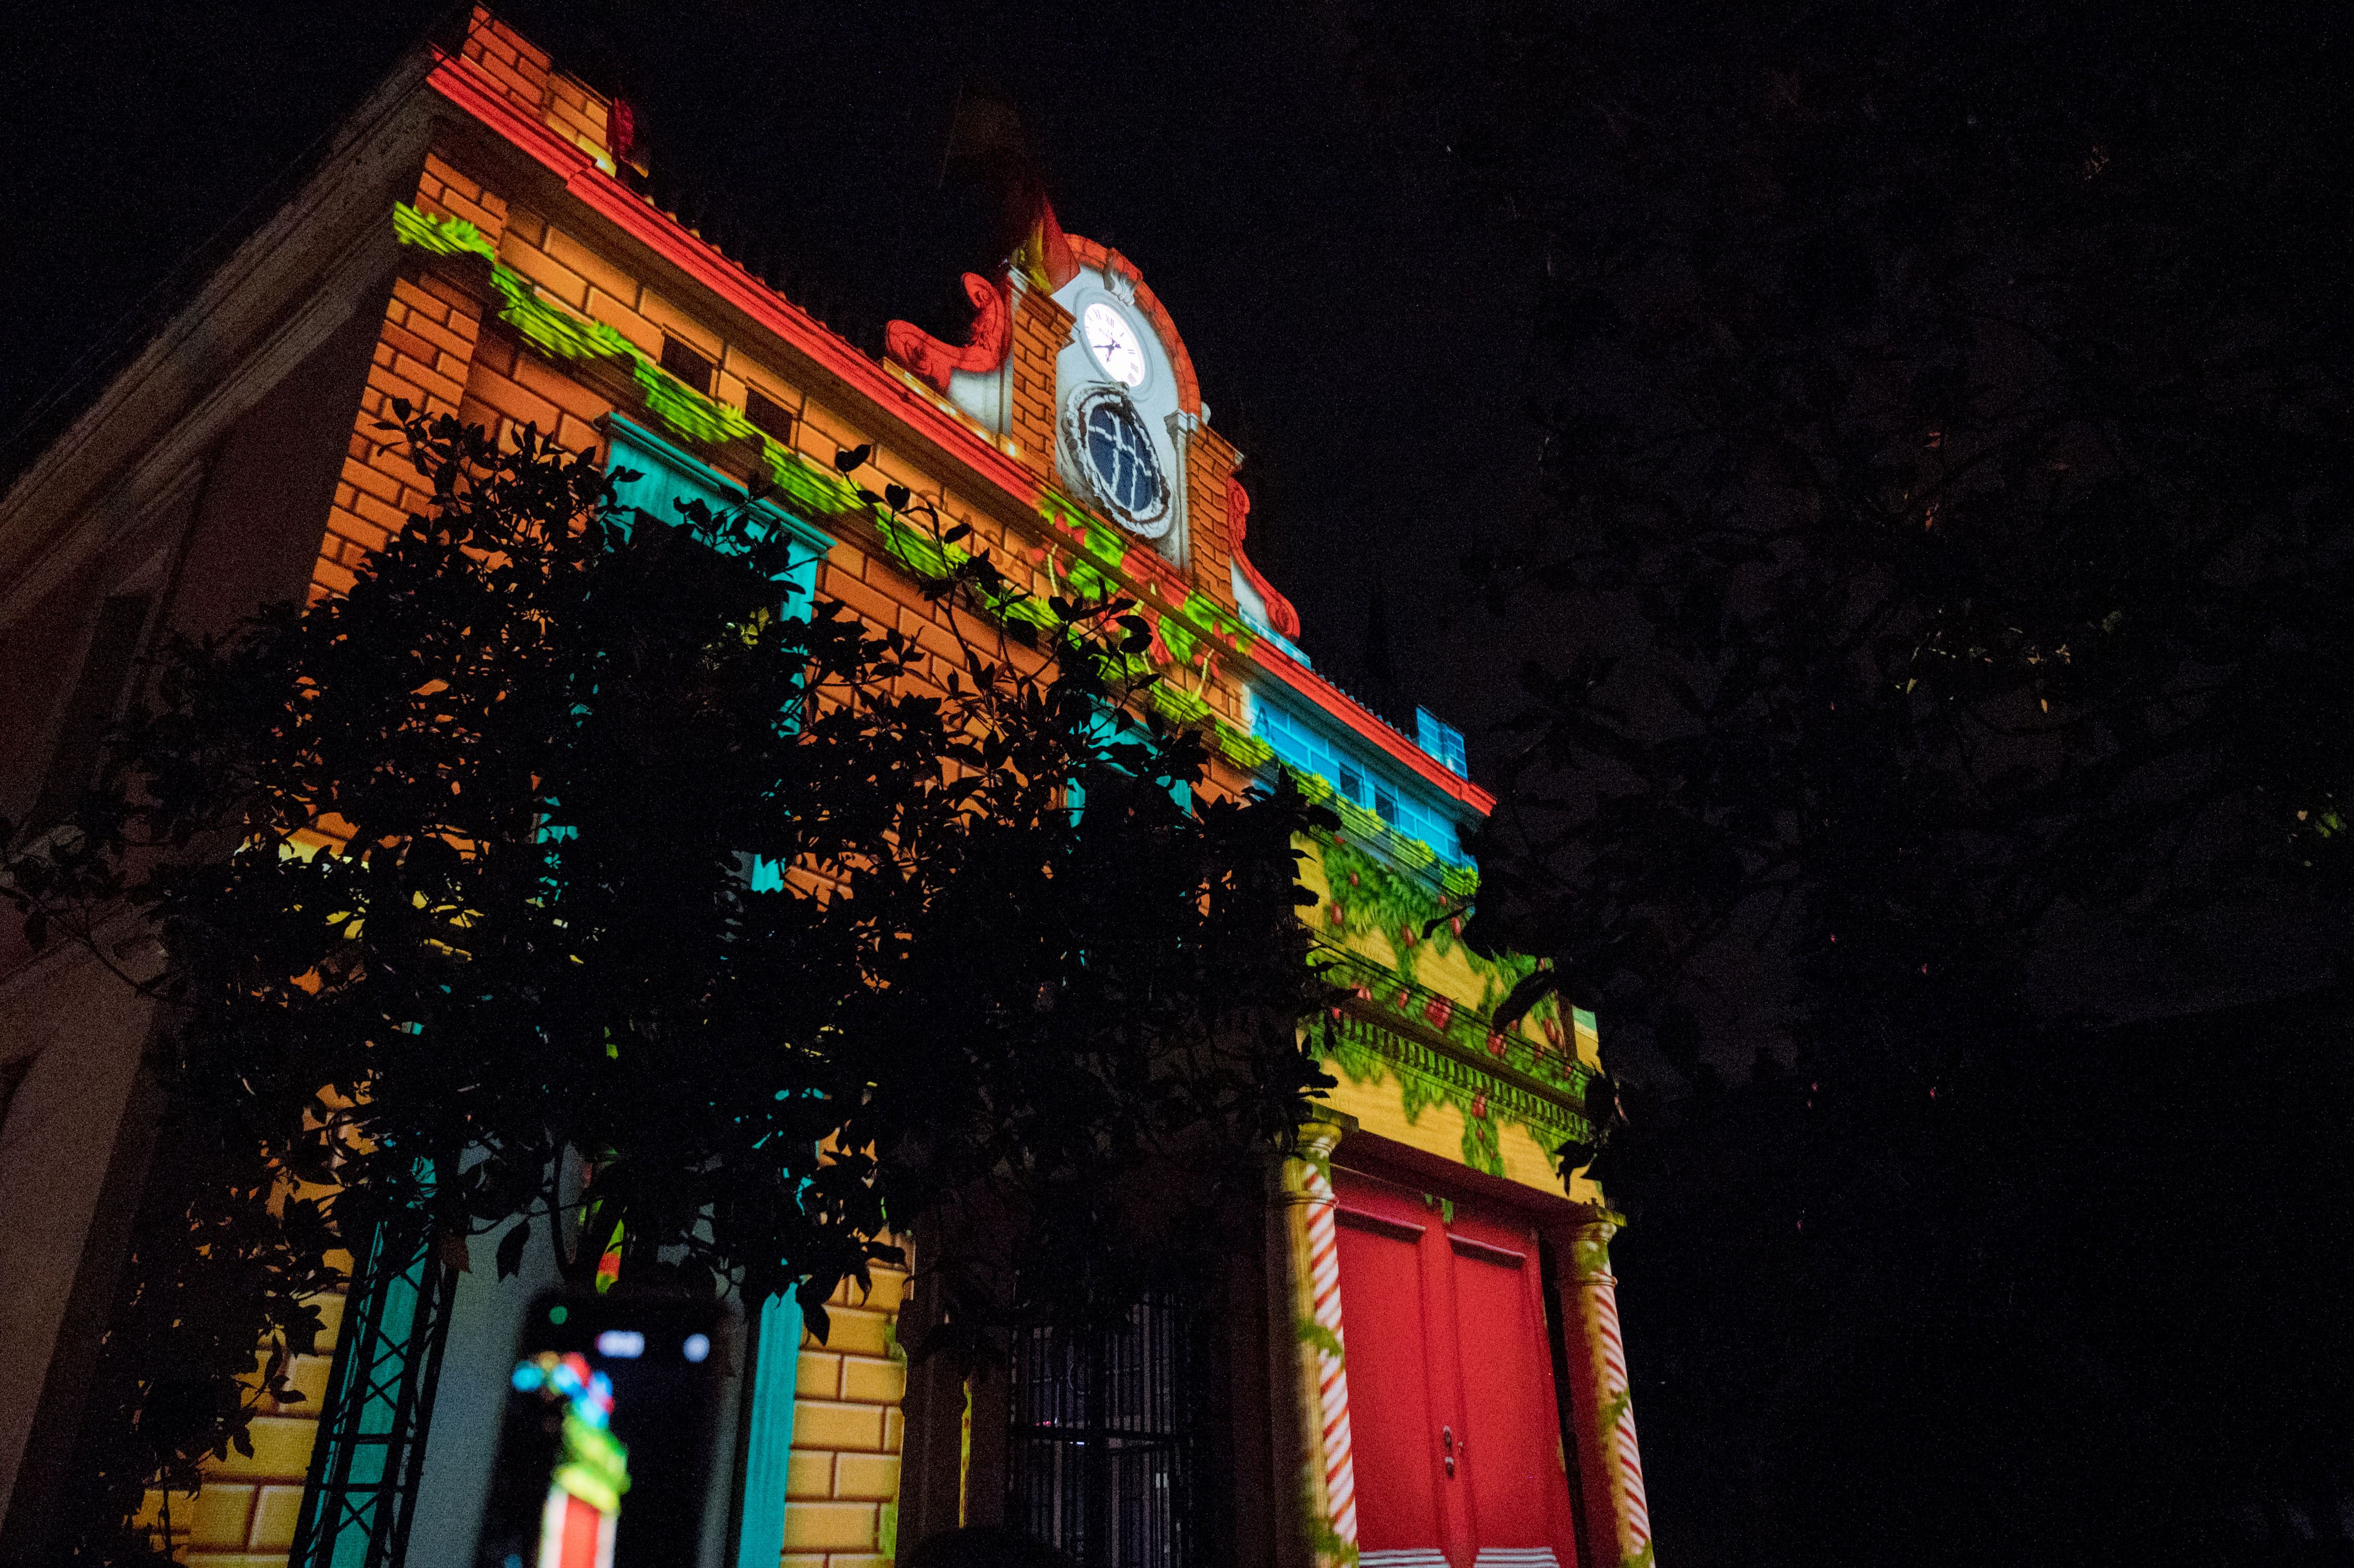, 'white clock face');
1082,301,1149,388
